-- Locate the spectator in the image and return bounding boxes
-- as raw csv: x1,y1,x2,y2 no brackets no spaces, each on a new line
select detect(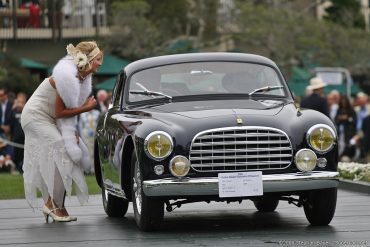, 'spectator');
300,77,329,117
350,92,370,161
11,92,28,173
0,88,16,173
96,89,108,113
327,90,340,122
361,115,370,163
78,104,100,173
335,94,357,161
